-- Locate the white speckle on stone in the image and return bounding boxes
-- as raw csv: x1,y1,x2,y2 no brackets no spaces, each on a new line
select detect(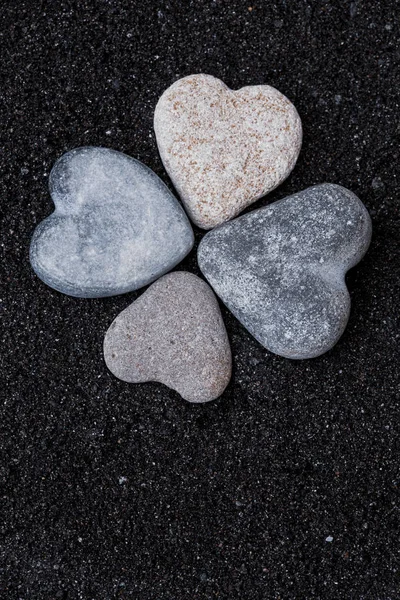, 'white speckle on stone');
118,476,127,485
30,147,194,298
326,536,334,542
154,74,302,229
